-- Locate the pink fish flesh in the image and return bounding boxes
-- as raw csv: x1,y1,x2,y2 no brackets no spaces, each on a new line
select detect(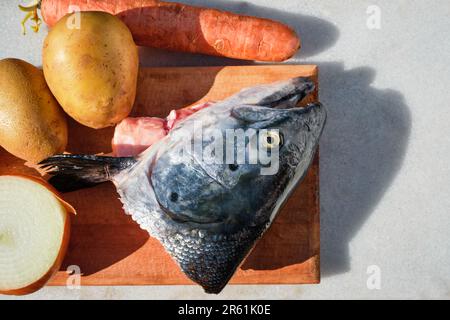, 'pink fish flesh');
112,102,212,157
